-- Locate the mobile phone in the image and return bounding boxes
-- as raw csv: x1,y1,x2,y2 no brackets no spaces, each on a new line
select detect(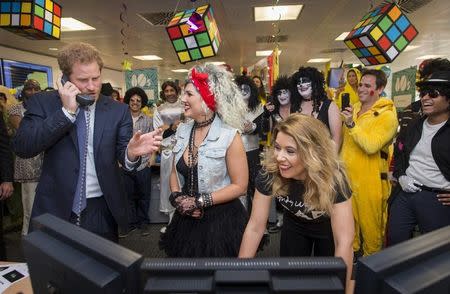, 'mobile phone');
341,93,350,111
61,74,95,107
